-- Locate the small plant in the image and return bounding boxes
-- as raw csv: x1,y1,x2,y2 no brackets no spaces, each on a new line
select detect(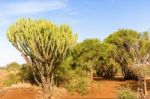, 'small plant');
65,76,88,95
118,87,137,99
75,77,88,95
